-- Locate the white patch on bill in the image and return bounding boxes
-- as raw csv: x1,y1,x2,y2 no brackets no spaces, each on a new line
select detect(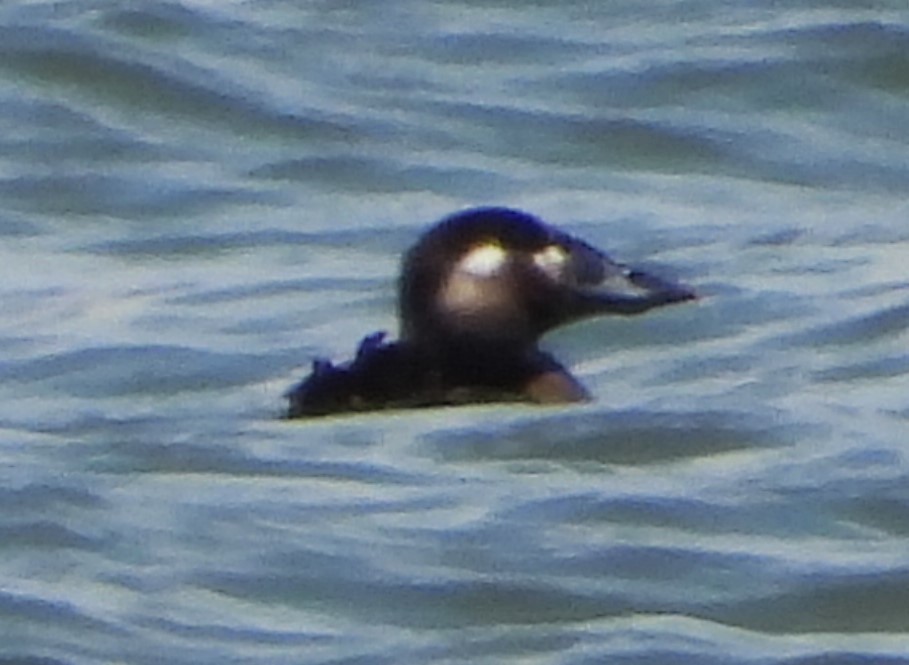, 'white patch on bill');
533,244,568,280
458,243,508,277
